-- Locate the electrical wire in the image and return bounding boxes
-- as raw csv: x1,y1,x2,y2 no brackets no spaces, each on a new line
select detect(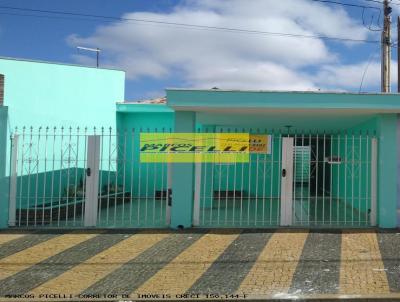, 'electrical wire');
311,0,380,10
363,0,400,5
311,0,383,31
359,45,381,92
361,0,385,4
0,5,385,44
